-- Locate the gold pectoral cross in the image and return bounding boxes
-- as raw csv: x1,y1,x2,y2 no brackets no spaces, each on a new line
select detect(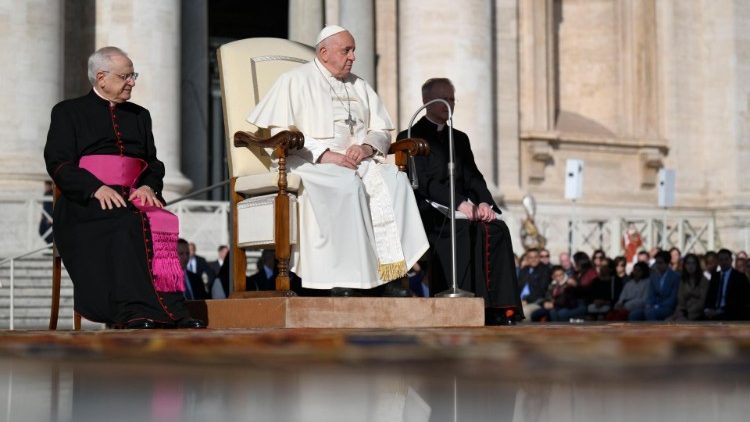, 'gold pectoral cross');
345,113,356,136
